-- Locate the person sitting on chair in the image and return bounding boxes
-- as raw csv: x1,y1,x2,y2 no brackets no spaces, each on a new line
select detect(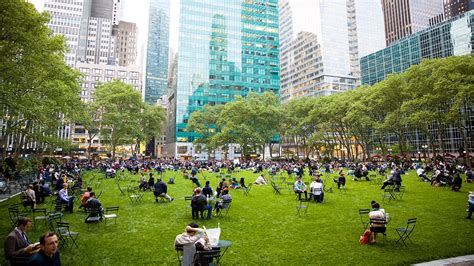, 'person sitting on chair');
310,176,324,202
147,173,155,190
79,186,93,209
175,223,205,266
202,181,213,198
214,189,232,216
58,183,75,213
239,177,247,188
254,174,267,185
294,177,308,201
229,178,239,189
4,217,39,262
452,174,462,192
334,173,346,189
139,173,148,191
153,178,173,202
85,192,104,220
368,201,387,244
191,187,212,220
23,185,36,210
467,192,474,219
465,168,473,183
